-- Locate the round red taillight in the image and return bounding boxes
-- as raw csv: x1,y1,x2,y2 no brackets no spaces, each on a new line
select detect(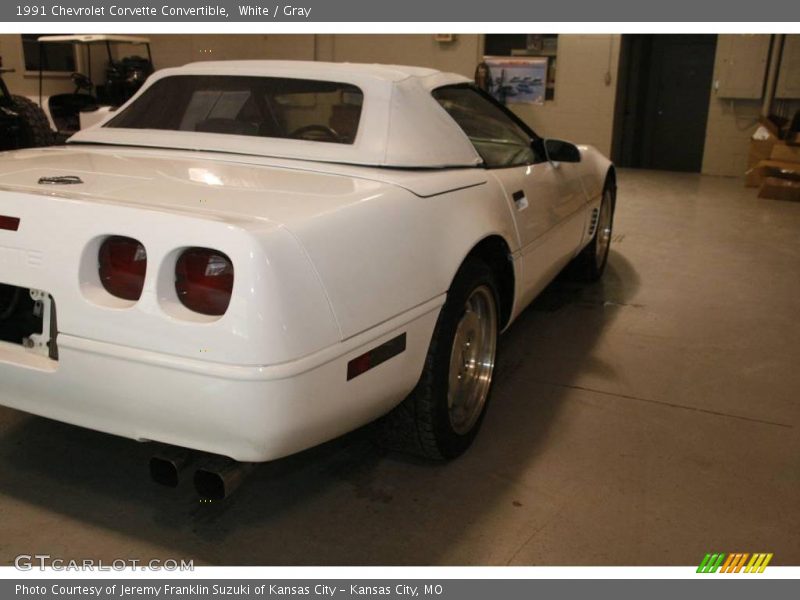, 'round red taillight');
98,236,147,301
175,248,234,316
